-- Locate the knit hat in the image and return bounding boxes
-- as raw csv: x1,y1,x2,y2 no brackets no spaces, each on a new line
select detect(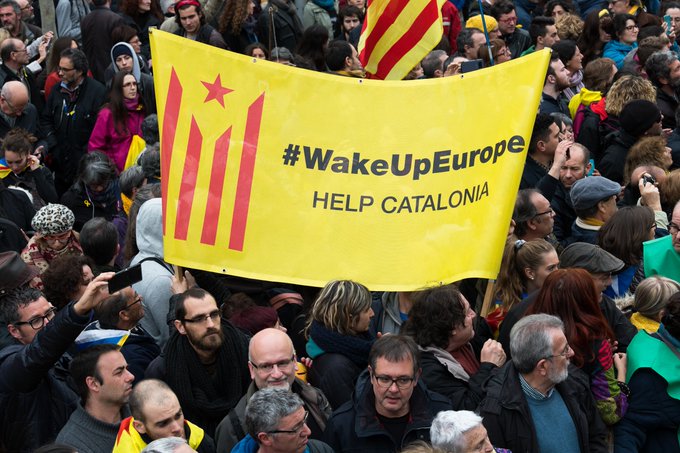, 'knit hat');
619,100,661,137
111,43,133,60
570,176,621,210
31,203,75,235
465,15,499,32
0,251,39,293
559,242,625,274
